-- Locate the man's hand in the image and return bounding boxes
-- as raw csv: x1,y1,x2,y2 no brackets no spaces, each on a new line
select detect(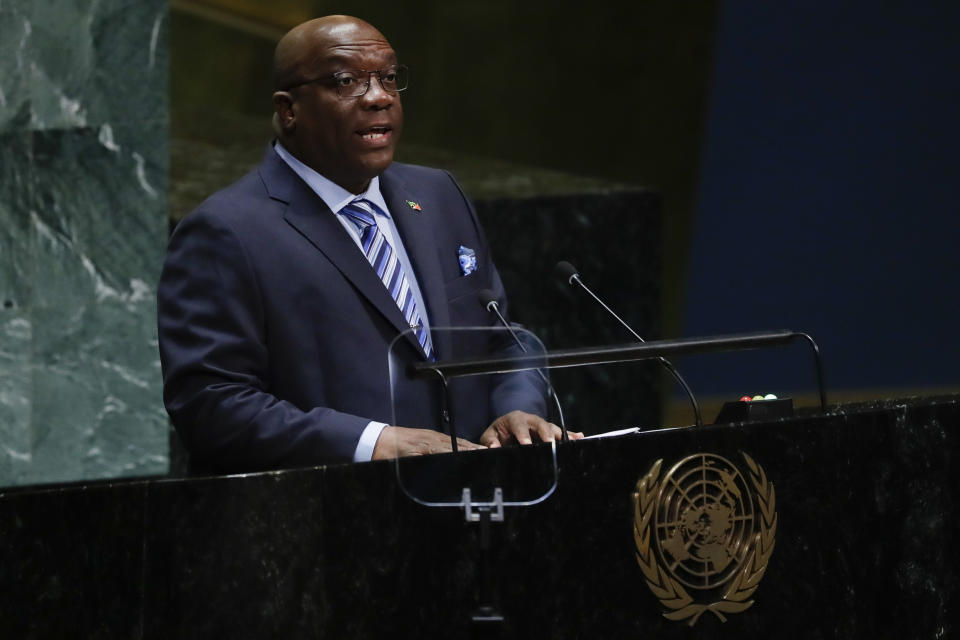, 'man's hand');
372,425,485,460
479,410,584,448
